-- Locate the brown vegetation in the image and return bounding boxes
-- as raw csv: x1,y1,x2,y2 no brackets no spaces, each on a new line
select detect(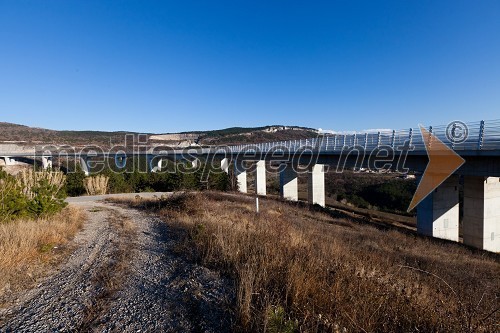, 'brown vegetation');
16,169,66,199
84,175,109,195
0,206,85,303
122,192,499,332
